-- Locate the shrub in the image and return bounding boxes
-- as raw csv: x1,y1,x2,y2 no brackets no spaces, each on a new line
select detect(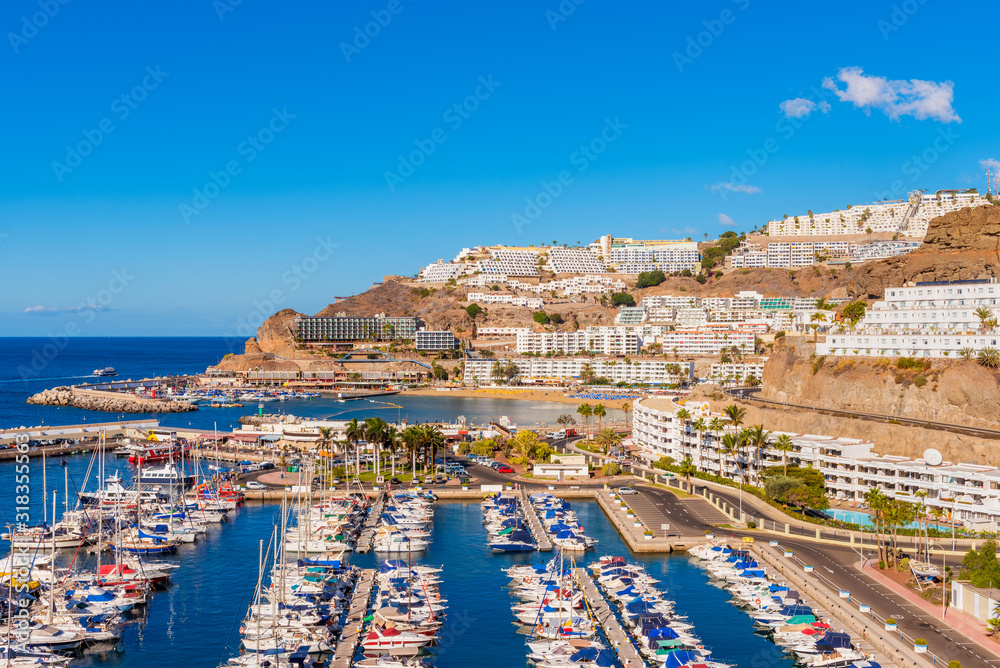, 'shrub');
636,270,666,288
533,311,550,325
695,274,707,284
746,520,757,529
914,374,928,388
601,462,622,476
548,312,564,325
611,292,636,307
466,303,484,318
